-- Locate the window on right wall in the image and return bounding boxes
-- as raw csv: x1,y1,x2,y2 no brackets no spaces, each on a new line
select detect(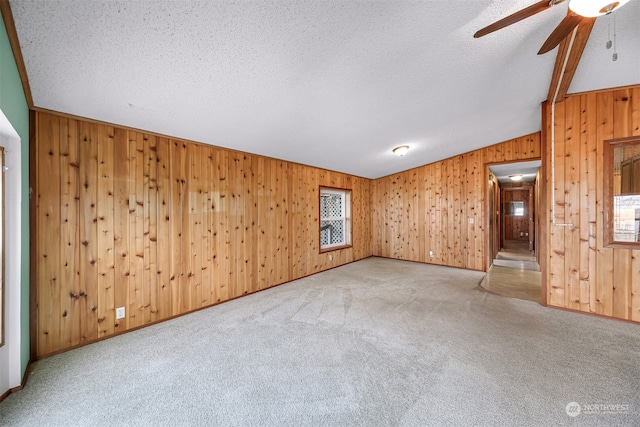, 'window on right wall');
604,136,640,247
